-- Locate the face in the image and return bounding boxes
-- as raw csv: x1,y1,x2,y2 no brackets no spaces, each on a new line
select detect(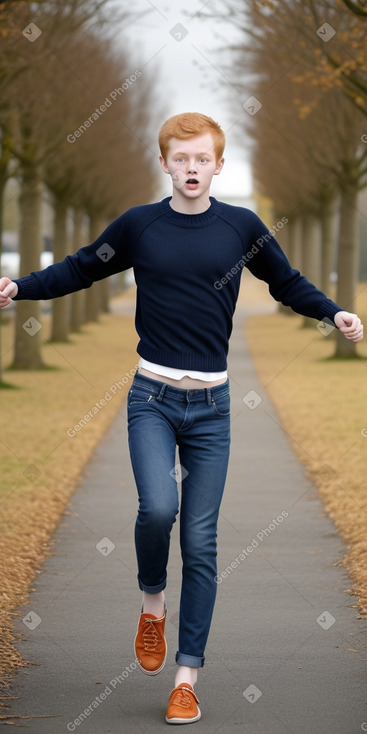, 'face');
159,132,224,201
